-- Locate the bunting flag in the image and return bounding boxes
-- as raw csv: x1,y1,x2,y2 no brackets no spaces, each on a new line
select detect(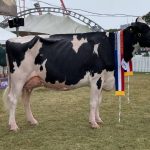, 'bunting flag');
124,60,133,103
124,60,133,76
0,0,17,16
114,31,125,96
